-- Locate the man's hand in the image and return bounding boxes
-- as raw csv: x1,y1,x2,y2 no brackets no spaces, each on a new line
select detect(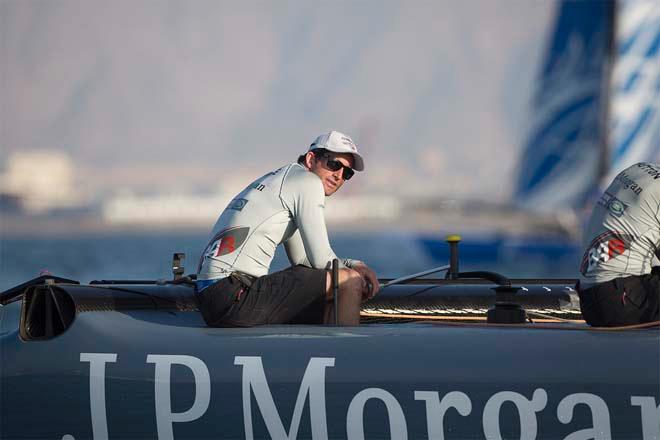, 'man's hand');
351,262,380,301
